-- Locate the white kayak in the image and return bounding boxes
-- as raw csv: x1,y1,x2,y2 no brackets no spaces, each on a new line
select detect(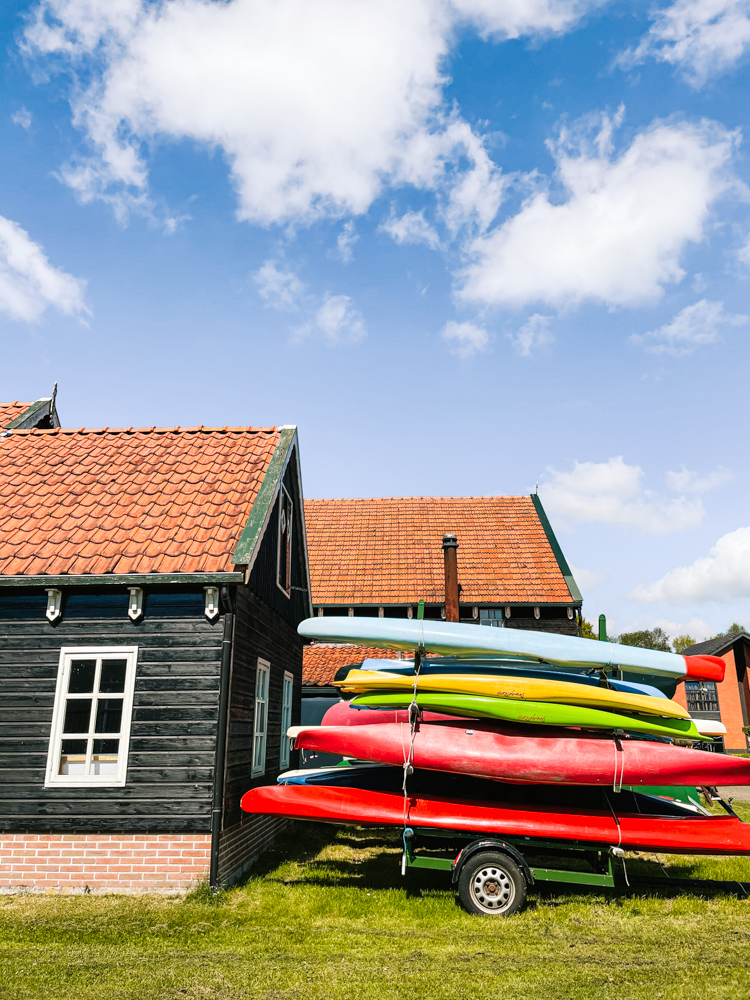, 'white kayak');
298,617,725,681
